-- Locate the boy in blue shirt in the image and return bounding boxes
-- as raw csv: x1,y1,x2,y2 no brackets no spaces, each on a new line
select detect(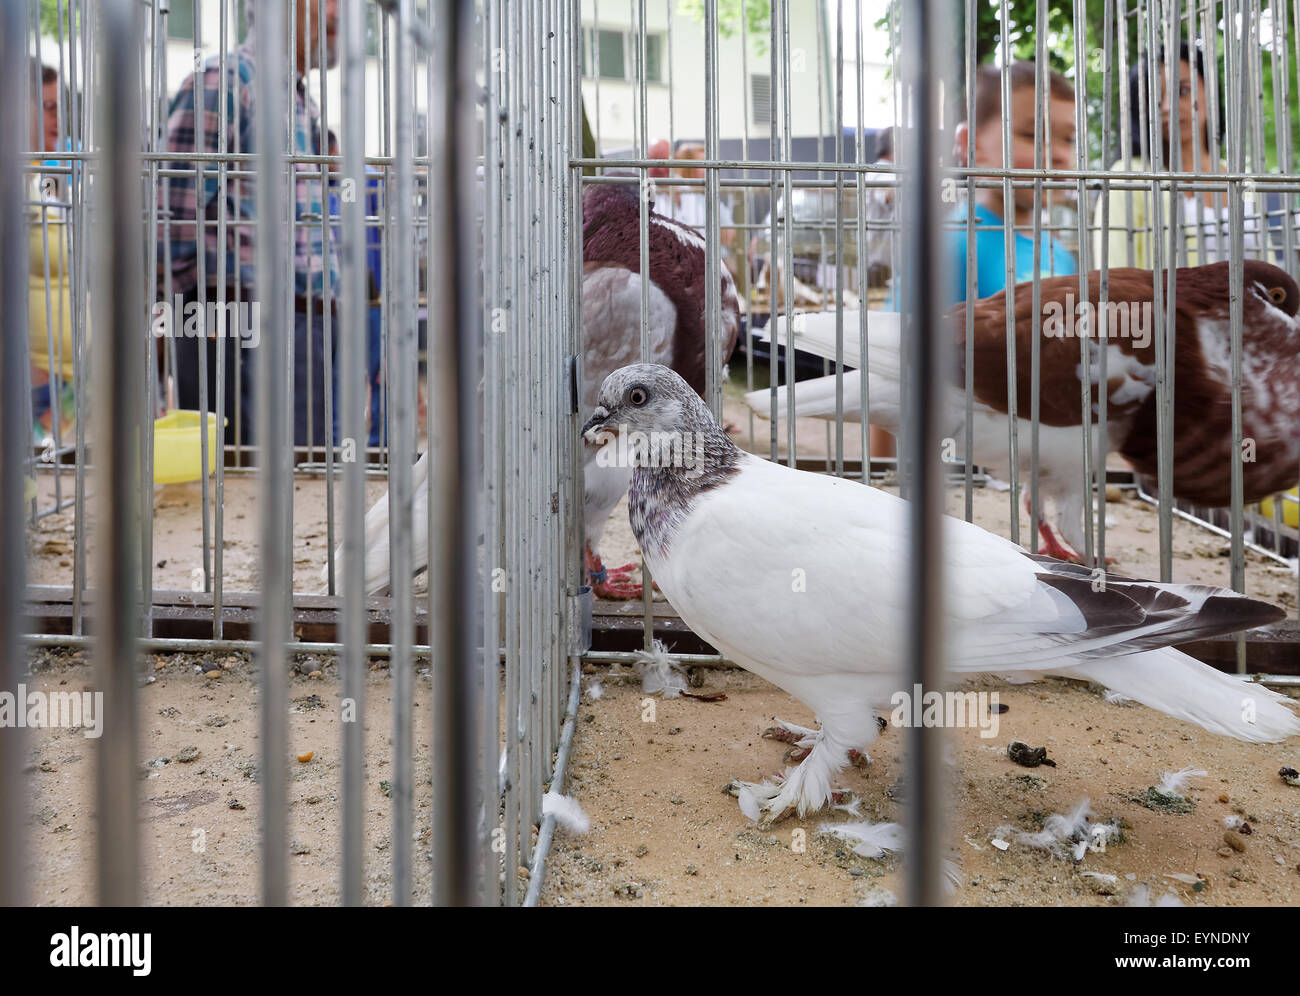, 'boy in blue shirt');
948,62,1078,303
